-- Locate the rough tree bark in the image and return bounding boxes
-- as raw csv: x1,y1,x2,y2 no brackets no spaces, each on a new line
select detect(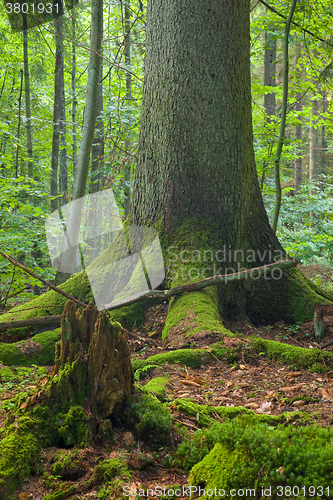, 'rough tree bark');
1,0,330,344
130,0,329,343
47,301,133,419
